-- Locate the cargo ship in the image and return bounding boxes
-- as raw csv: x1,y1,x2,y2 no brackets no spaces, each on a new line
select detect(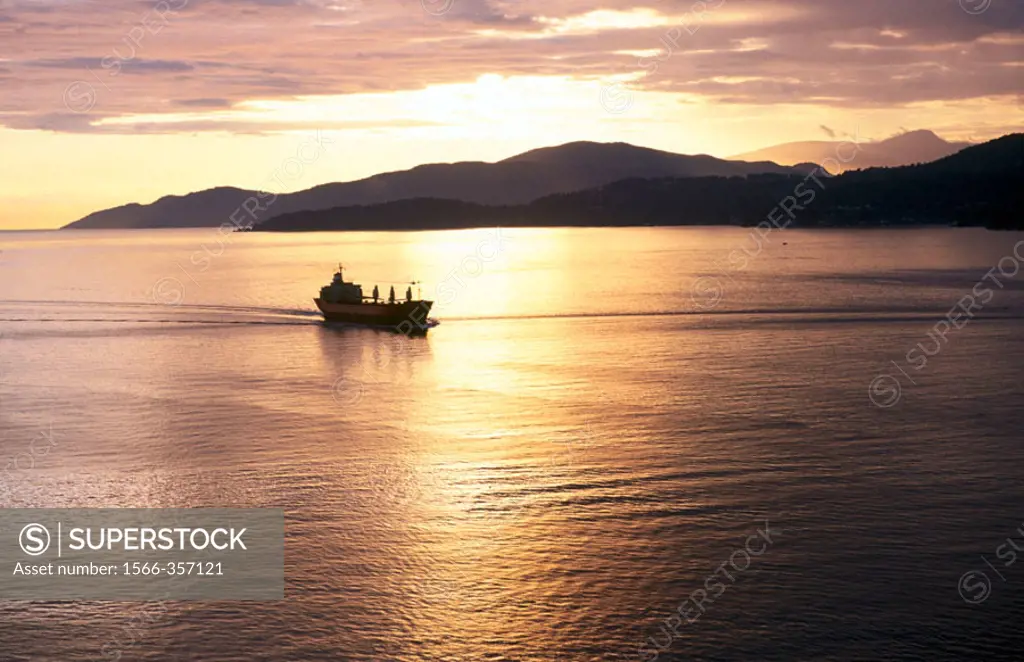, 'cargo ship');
314,265,435,333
